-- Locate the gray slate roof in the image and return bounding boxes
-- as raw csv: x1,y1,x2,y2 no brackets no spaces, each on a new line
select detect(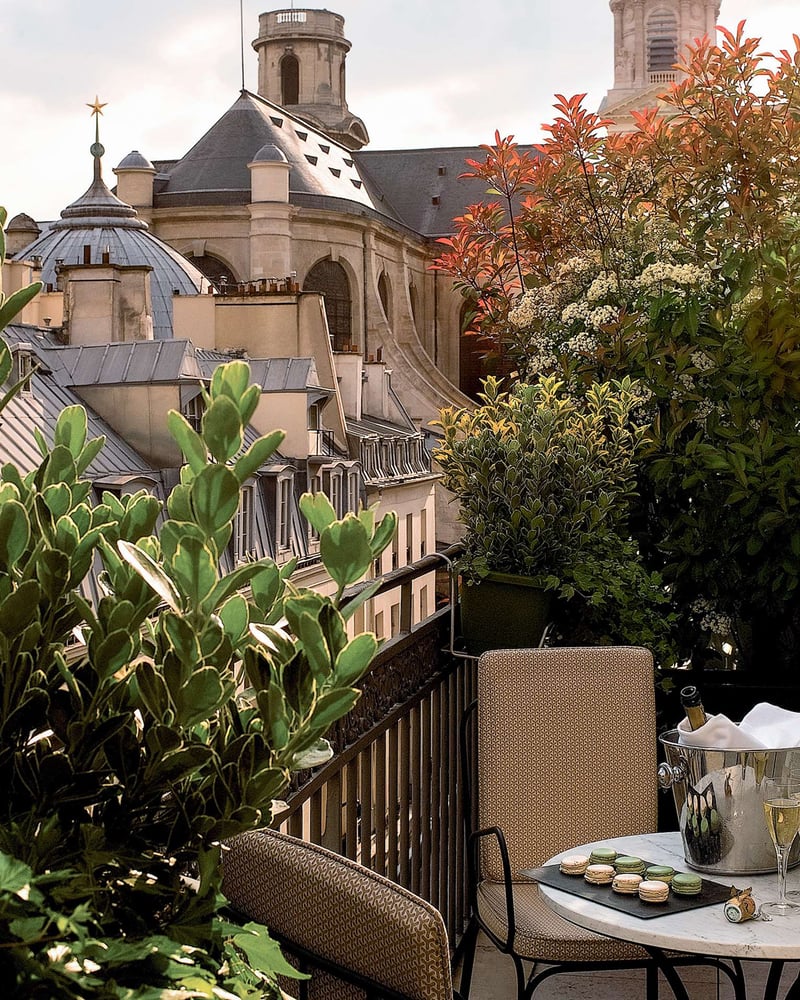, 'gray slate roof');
196,352,326,393
1,325,162,480
53,340,204,386
155,91,392,217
